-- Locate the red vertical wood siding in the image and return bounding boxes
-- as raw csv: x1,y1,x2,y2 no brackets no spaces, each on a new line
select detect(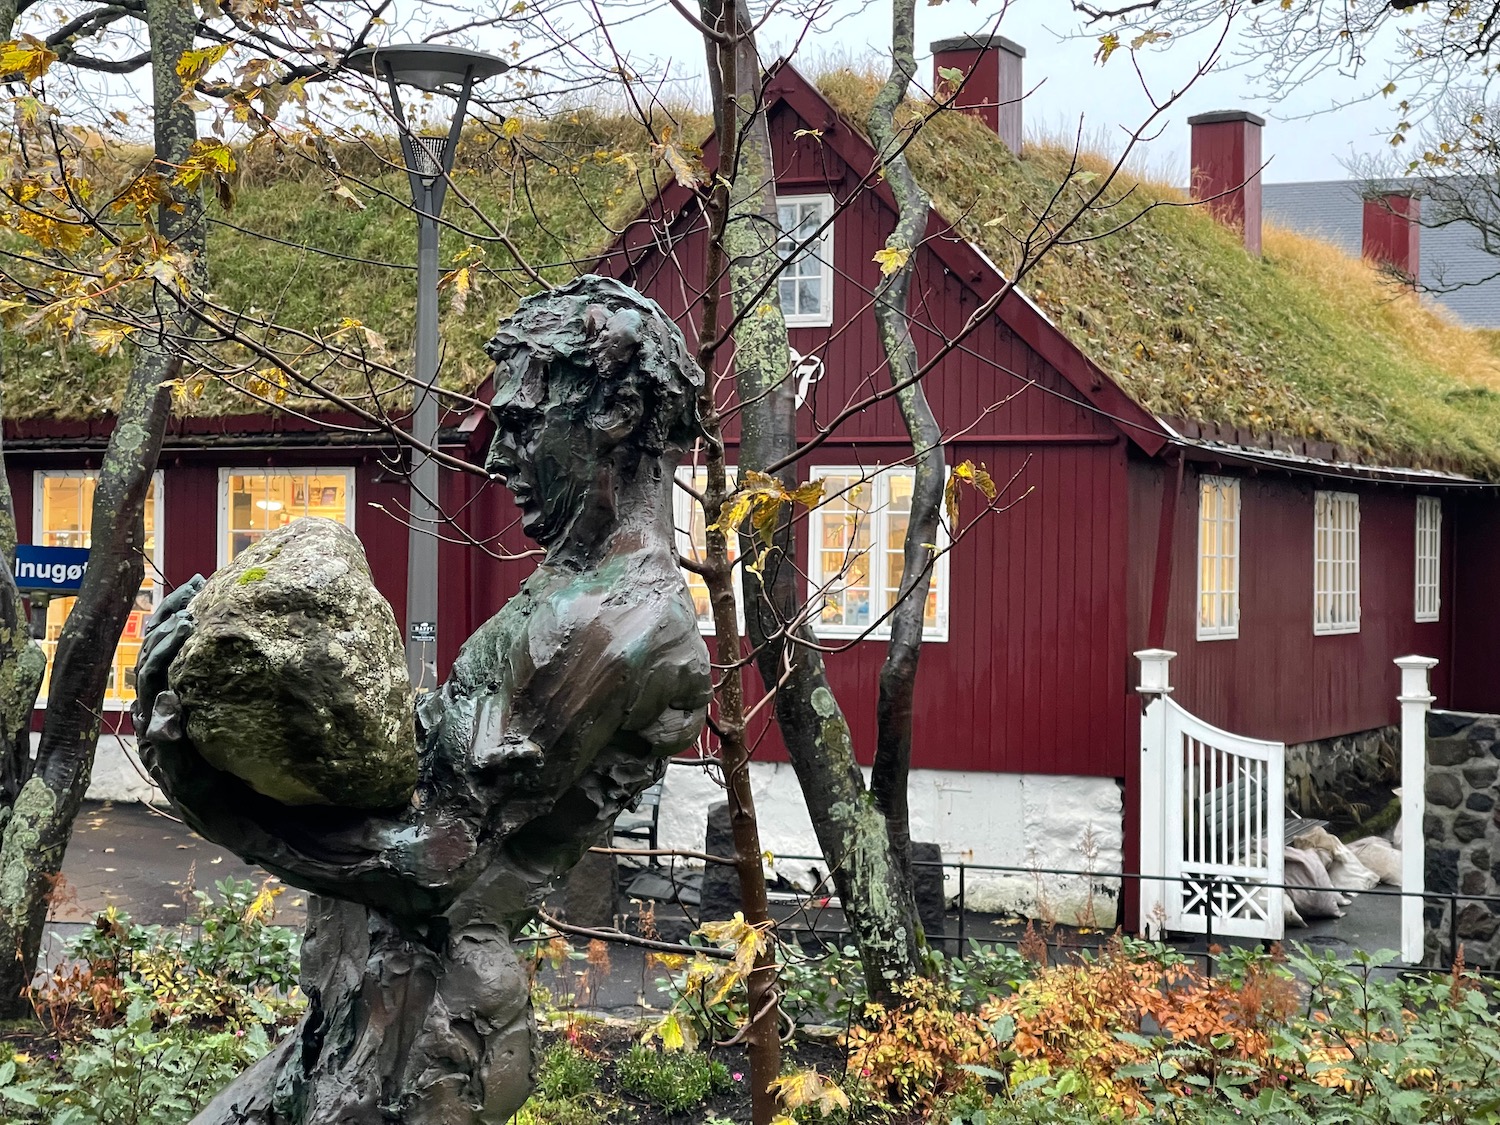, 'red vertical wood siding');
1451,496,1500,712
1130,459,1459,745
